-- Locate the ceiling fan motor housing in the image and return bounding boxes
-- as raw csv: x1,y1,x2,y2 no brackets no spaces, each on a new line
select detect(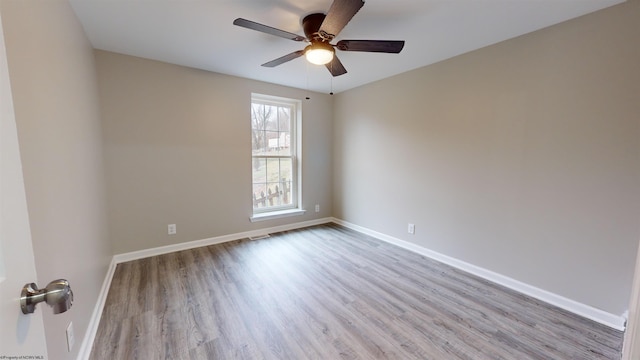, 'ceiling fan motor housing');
303,13,331,42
